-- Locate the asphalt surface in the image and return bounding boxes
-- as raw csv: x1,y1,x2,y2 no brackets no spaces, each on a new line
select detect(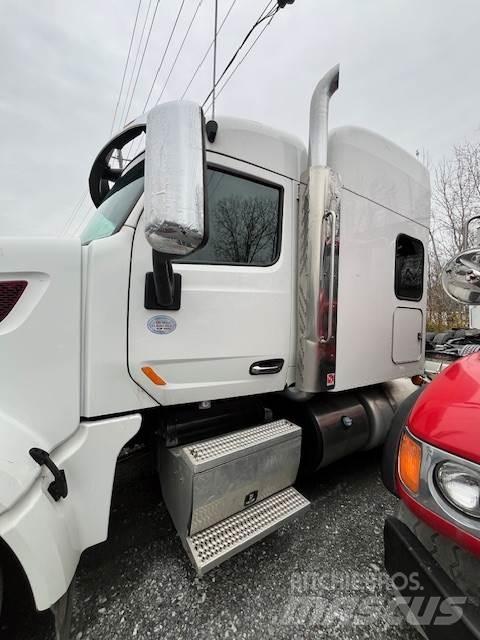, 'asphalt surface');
1,448,418,640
